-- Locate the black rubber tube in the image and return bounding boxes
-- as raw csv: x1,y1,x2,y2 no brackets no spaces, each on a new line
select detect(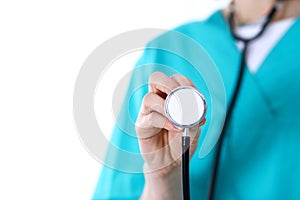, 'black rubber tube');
207,2,280,199
182,136,190,200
